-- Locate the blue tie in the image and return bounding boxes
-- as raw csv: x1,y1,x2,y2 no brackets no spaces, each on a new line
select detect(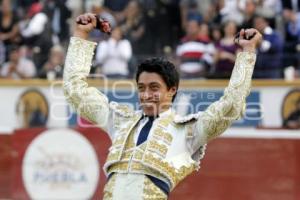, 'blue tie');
135,115,171,195
136,116,154,145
